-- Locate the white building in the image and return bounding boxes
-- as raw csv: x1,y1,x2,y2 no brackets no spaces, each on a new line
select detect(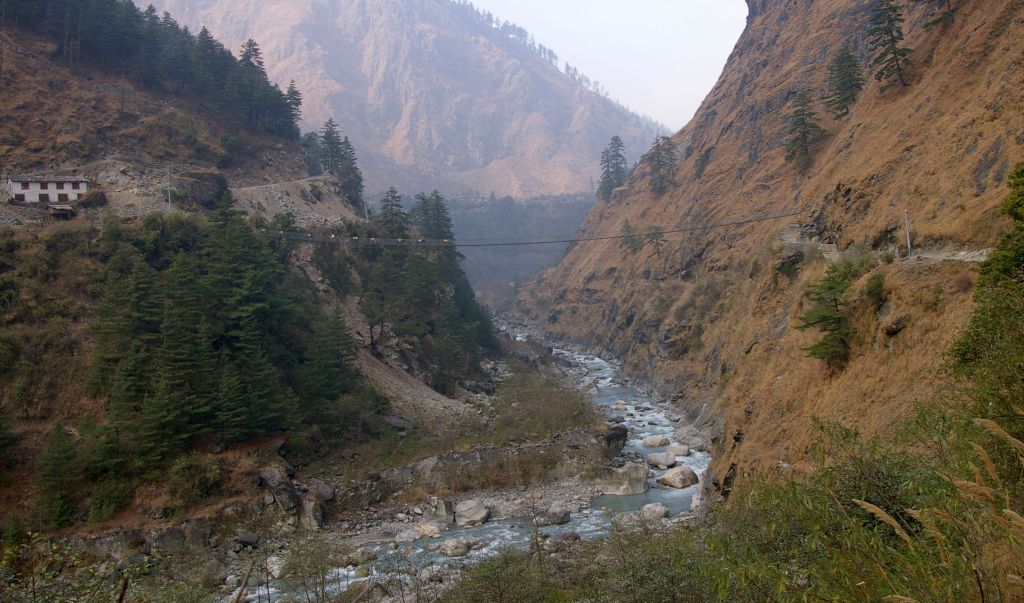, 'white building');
7,176,90,204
